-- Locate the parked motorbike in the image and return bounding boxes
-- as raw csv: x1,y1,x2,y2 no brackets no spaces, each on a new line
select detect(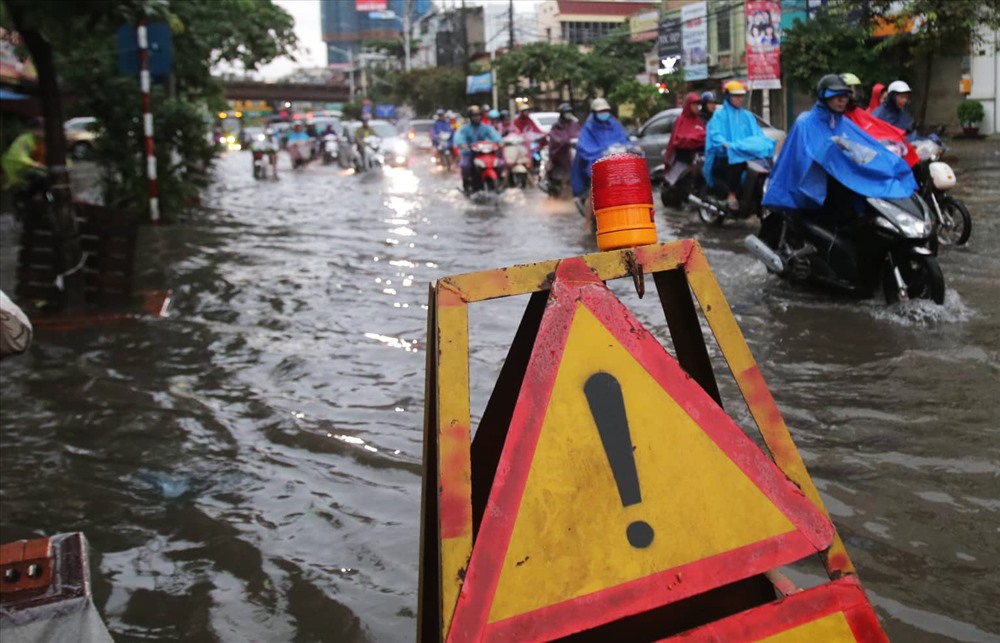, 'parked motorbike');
912,137,971,247
322,133,339,165
434,132,454,172
502,133,531,189
465,141,503,197
745,192,945,304
687,157,773,225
